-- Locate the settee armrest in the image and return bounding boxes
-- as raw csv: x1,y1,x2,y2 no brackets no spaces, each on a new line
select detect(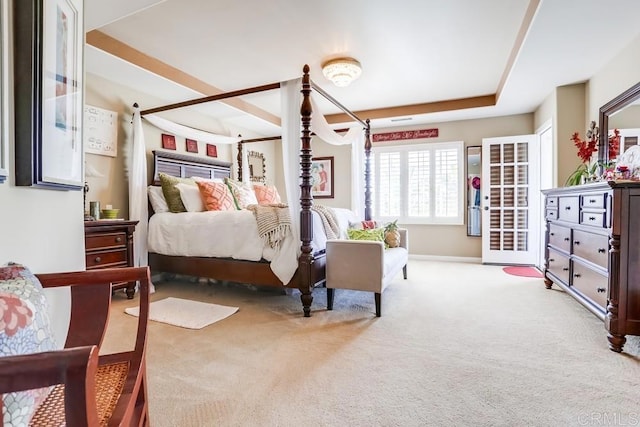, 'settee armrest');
326,239,385,292
398,228,409,250
0,345,100,426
